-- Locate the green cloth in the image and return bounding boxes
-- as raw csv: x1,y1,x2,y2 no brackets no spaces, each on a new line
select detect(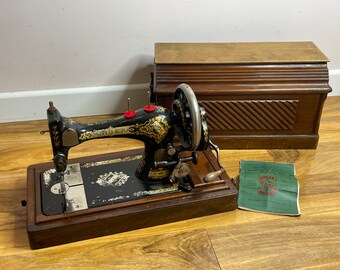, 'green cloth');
238,160,300,216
